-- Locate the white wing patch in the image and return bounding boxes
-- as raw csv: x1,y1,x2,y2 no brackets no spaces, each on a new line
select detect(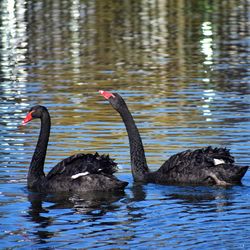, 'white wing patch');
213,158,225,165
71,172,89,179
